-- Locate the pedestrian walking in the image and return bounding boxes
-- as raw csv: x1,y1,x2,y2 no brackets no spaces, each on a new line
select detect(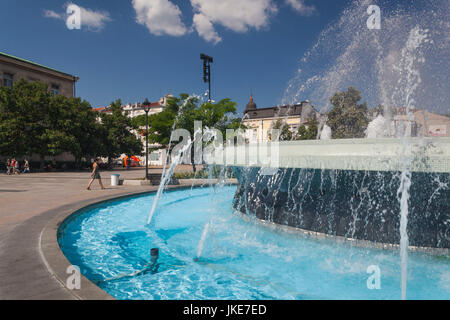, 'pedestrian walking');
11,159,17,174
5,159,11,175
14,159,20,174
23,159,30,173
86,158,105,190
